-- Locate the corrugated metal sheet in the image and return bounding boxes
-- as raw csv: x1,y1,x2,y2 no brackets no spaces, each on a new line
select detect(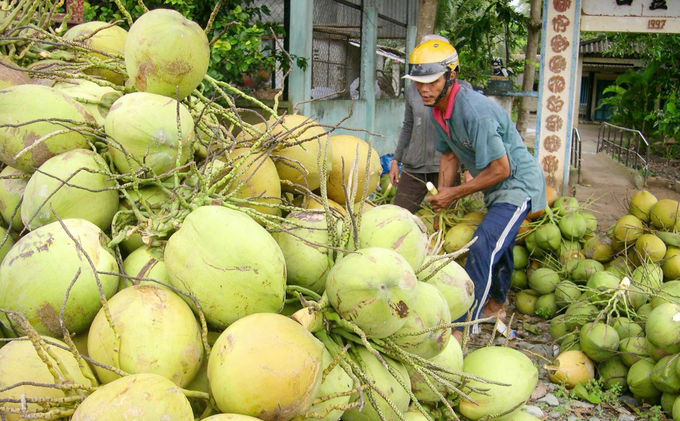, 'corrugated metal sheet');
579,38,614,54
313,0,409,39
